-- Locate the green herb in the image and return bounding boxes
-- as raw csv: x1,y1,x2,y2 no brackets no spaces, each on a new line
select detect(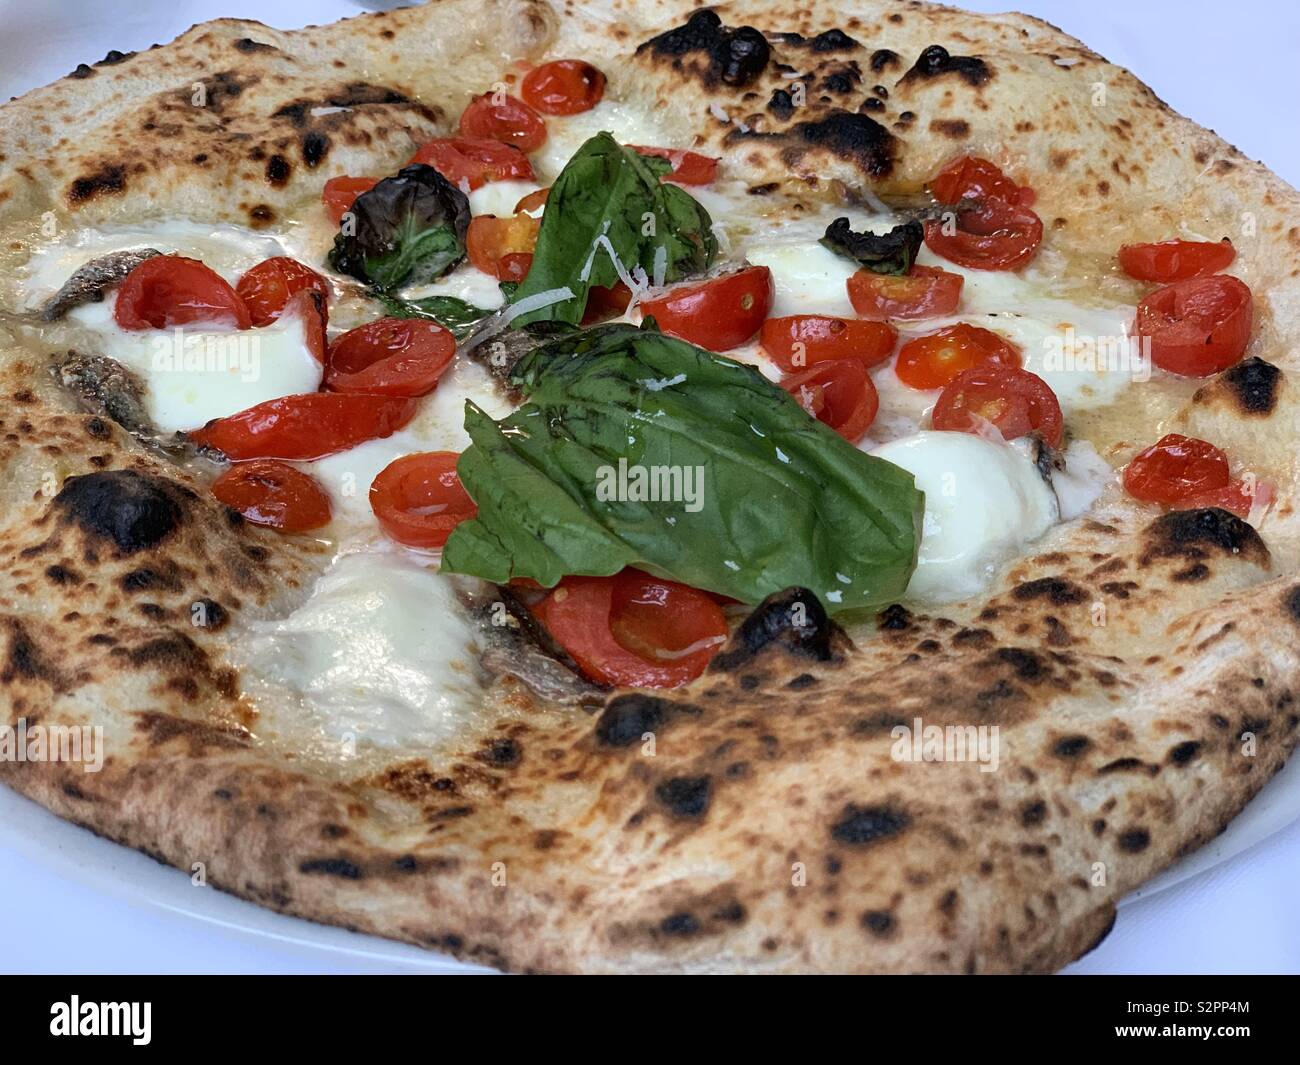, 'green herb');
328,164,470,291
507,133,718,326
371,292,494,339
442,323,923,613
820,217,923,276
